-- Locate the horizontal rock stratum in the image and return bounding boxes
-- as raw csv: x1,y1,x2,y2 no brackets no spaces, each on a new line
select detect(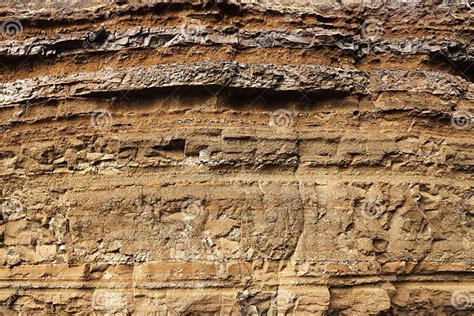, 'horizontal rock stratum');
0,0,473,314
